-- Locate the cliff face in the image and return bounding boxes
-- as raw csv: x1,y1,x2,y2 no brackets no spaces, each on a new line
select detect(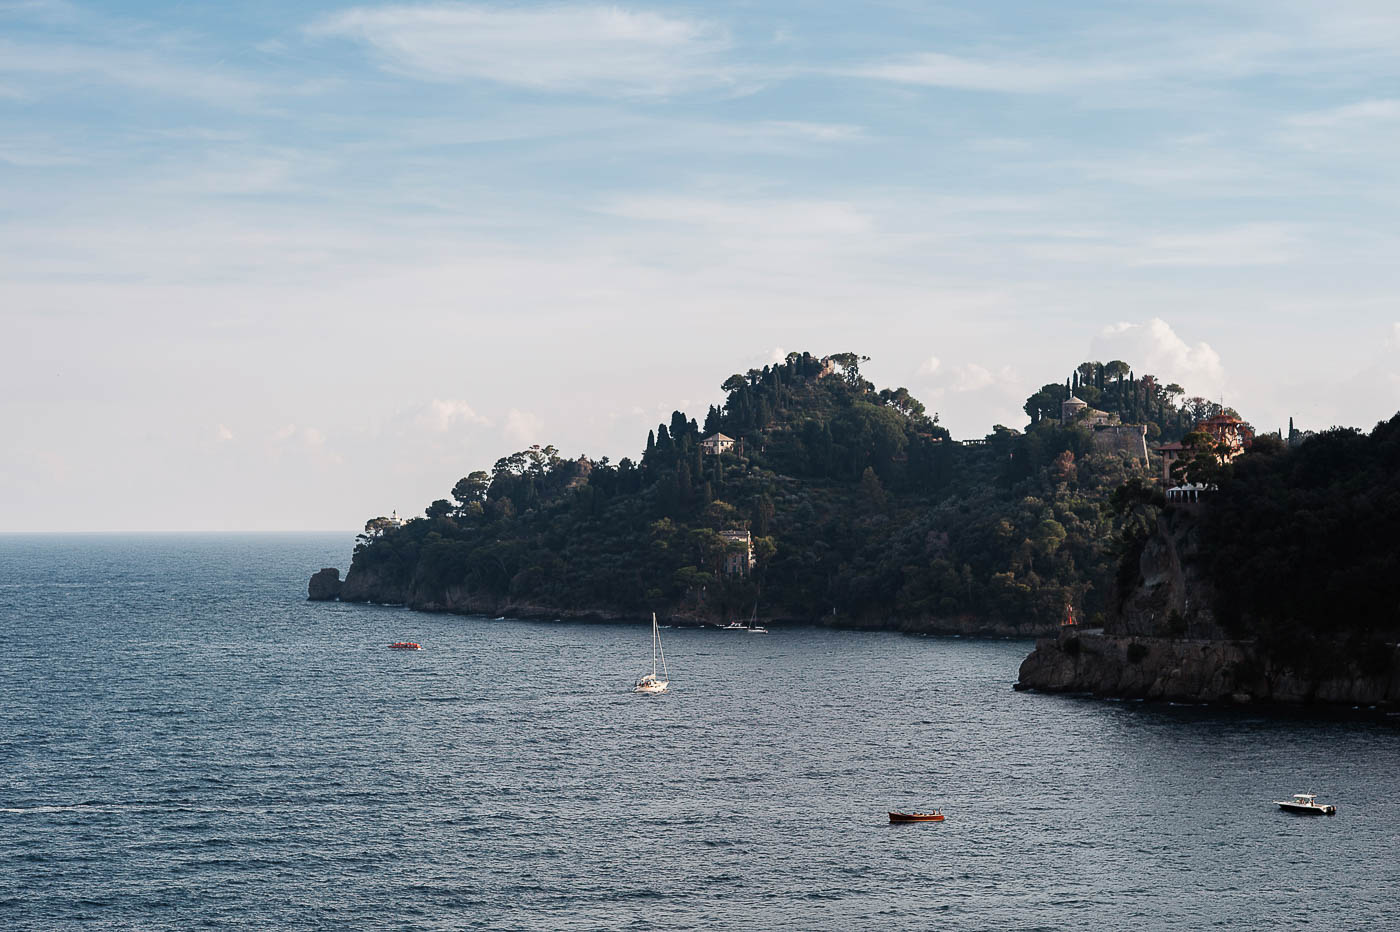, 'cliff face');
1017,629,1400,705
307,567,342,601
1016,507,1400,706
1114,509,1227,640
